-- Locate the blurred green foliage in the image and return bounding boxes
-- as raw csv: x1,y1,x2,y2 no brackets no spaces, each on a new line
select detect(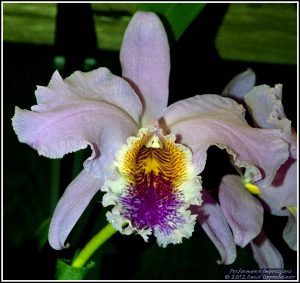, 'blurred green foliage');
137,3,206,40
216,3,297,64
3,3,297,64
